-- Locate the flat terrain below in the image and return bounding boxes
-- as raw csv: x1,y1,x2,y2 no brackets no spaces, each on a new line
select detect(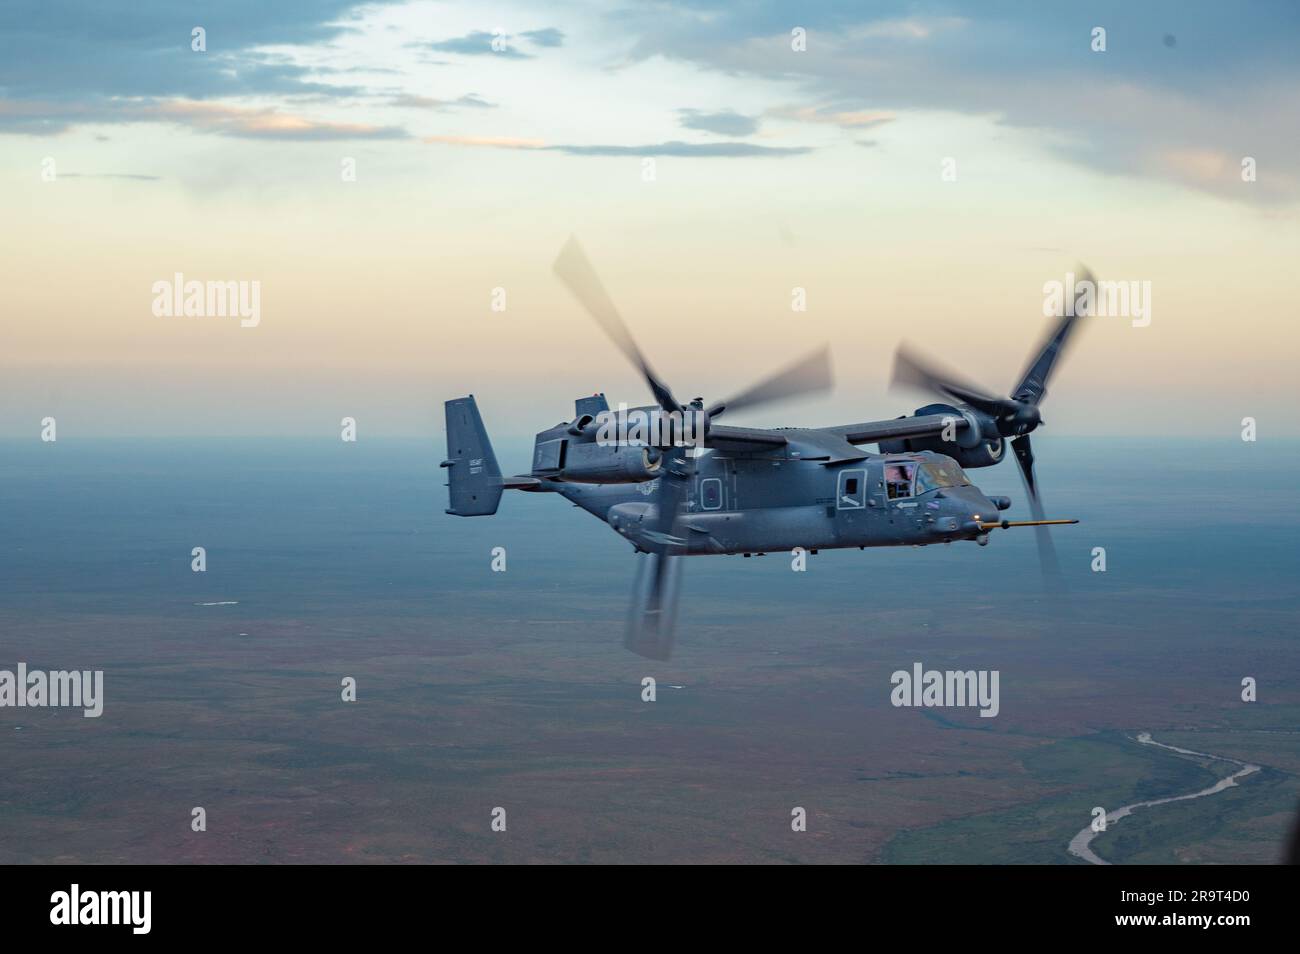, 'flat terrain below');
1,437,1296,863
